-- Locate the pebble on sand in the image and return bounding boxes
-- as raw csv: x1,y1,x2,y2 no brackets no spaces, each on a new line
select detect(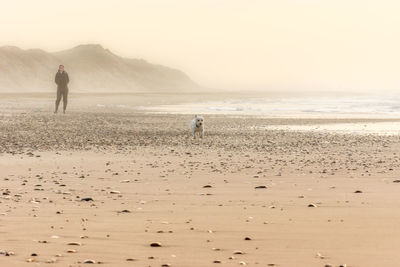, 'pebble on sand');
150,242,162,247
316,252,325,259
119,209,131,213
254,185,267,189
67,242,82,246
